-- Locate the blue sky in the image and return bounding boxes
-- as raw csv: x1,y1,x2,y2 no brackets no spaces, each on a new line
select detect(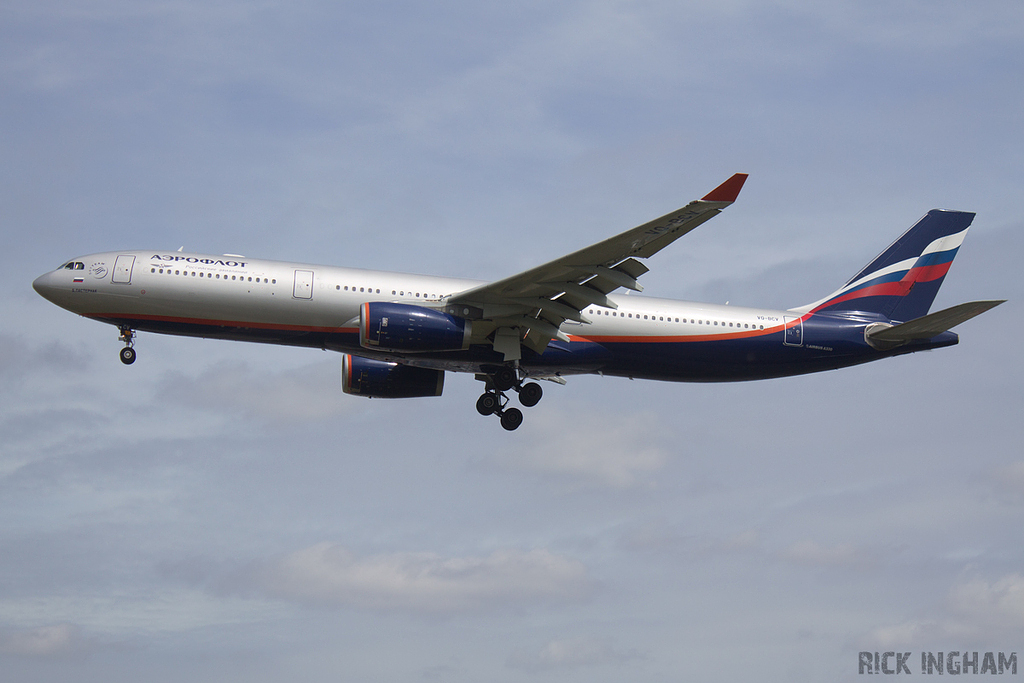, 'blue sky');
2,2,1022,681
